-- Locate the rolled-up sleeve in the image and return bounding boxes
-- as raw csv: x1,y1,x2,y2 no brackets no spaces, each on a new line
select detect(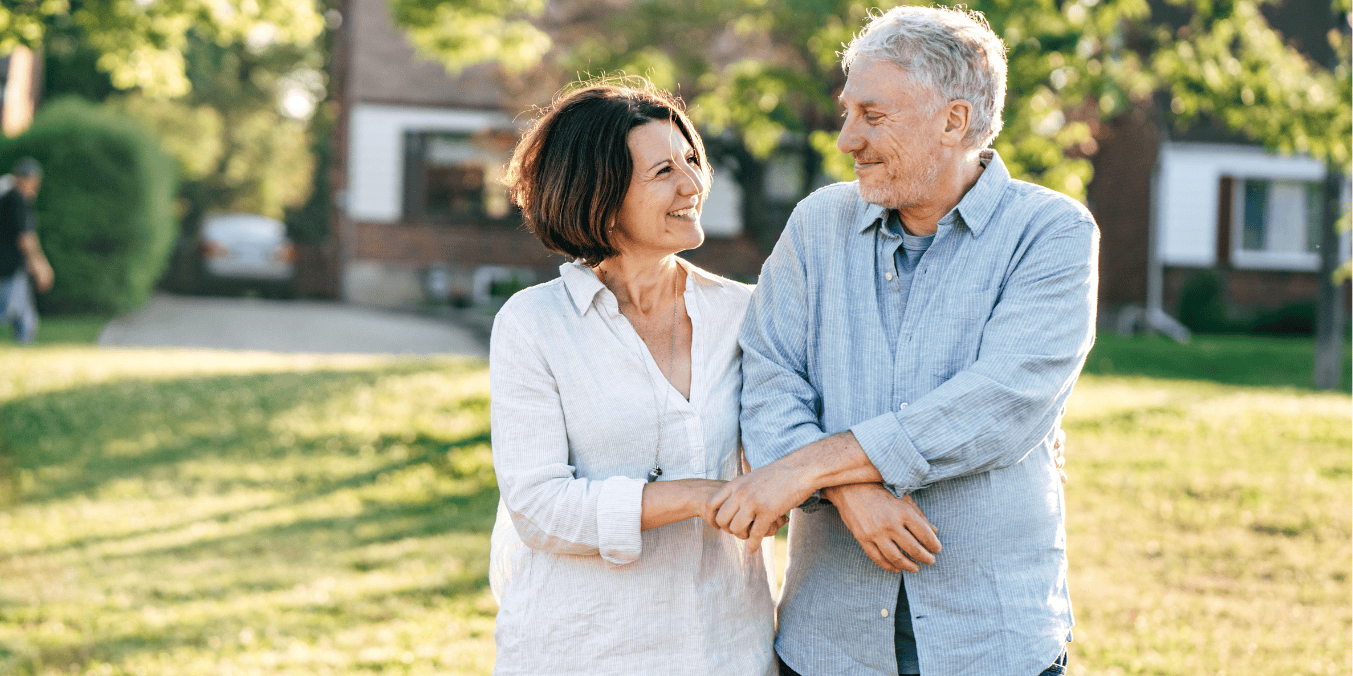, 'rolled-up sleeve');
851,217,1099,493
489,309,646,564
